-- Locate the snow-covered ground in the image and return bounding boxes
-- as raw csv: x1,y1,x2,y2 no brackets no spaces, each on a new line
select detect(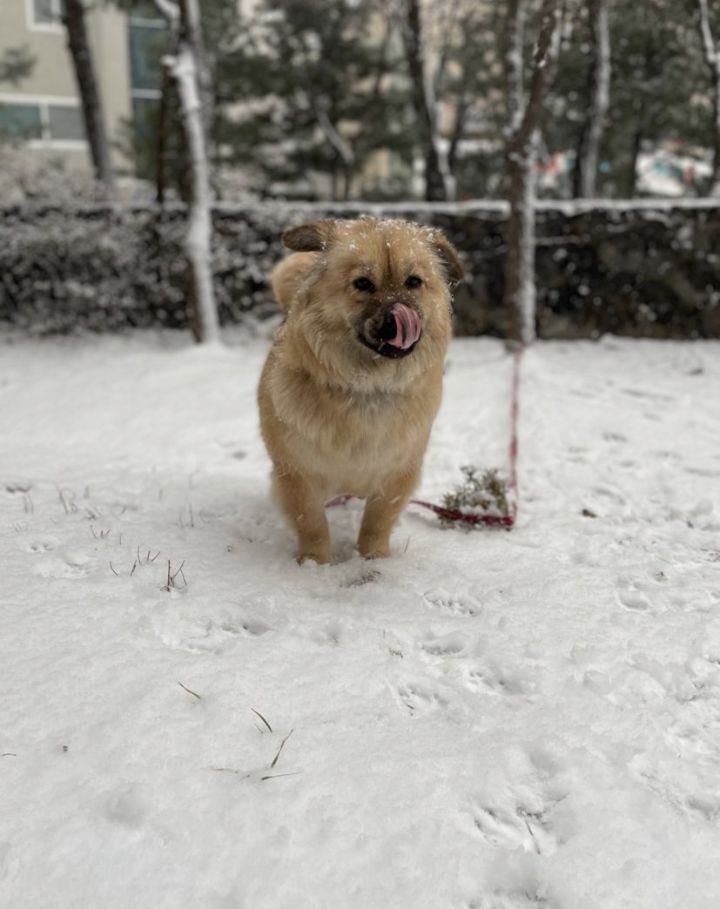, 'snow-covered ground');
1,331,719,909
